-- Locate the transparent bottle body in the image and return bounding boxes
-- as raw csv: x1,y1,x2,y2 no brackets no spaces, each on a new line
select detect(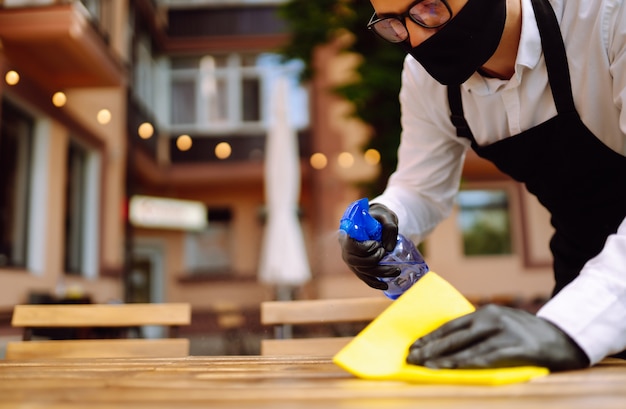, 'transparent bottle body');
379,234,429,300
